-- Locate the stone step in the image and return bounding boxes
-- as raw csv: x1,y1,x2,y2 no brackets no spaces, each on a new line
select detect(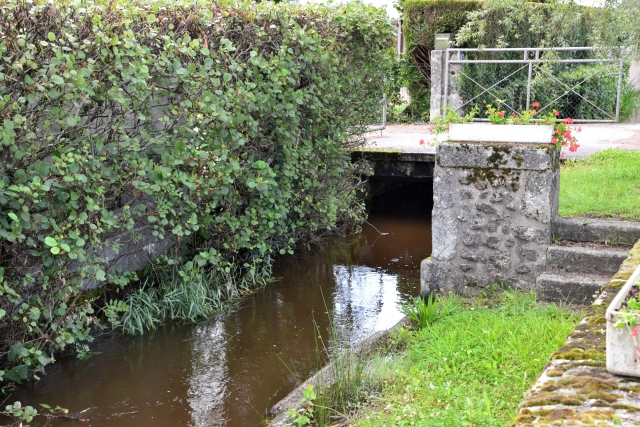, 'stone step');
553,217,640,245
546,244,629,276
536,272,609,304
